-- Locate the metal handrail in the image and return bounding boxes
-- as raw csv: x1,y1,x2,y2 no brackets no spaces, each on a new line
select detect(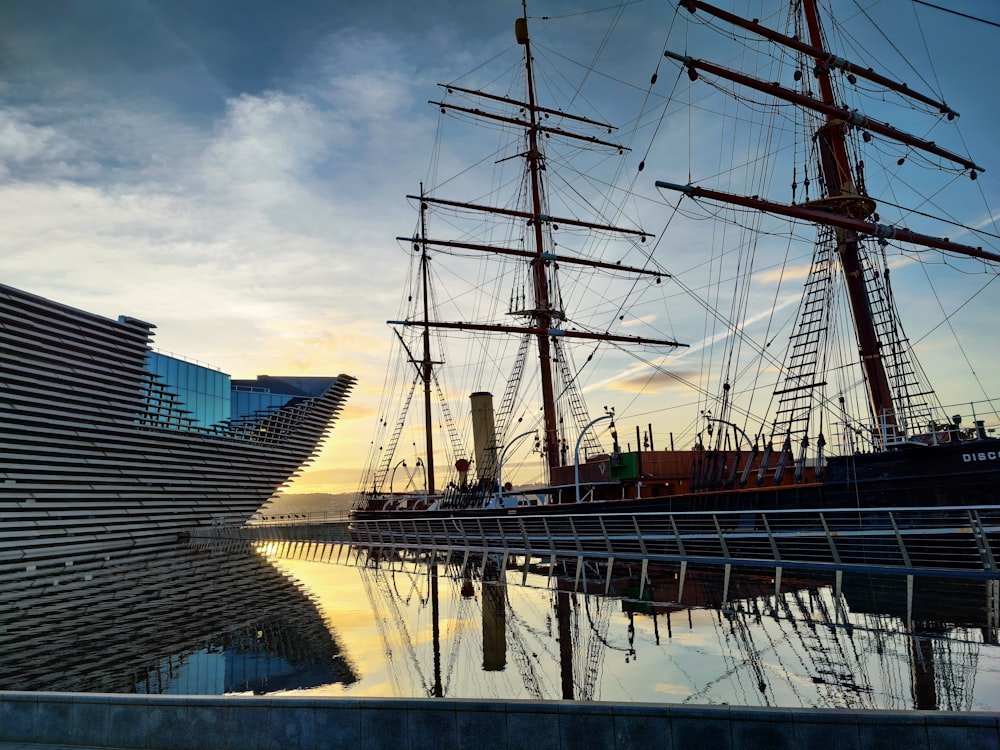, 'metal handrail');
198,504,1000,579
343,505,1000,578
